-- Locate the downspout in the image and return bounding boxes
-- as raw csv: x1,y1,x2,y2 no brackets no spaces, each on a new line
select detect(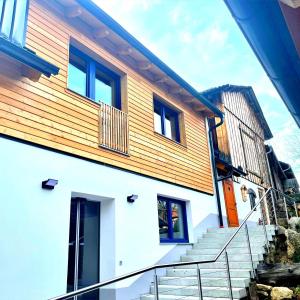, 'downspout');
208,114,225,228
